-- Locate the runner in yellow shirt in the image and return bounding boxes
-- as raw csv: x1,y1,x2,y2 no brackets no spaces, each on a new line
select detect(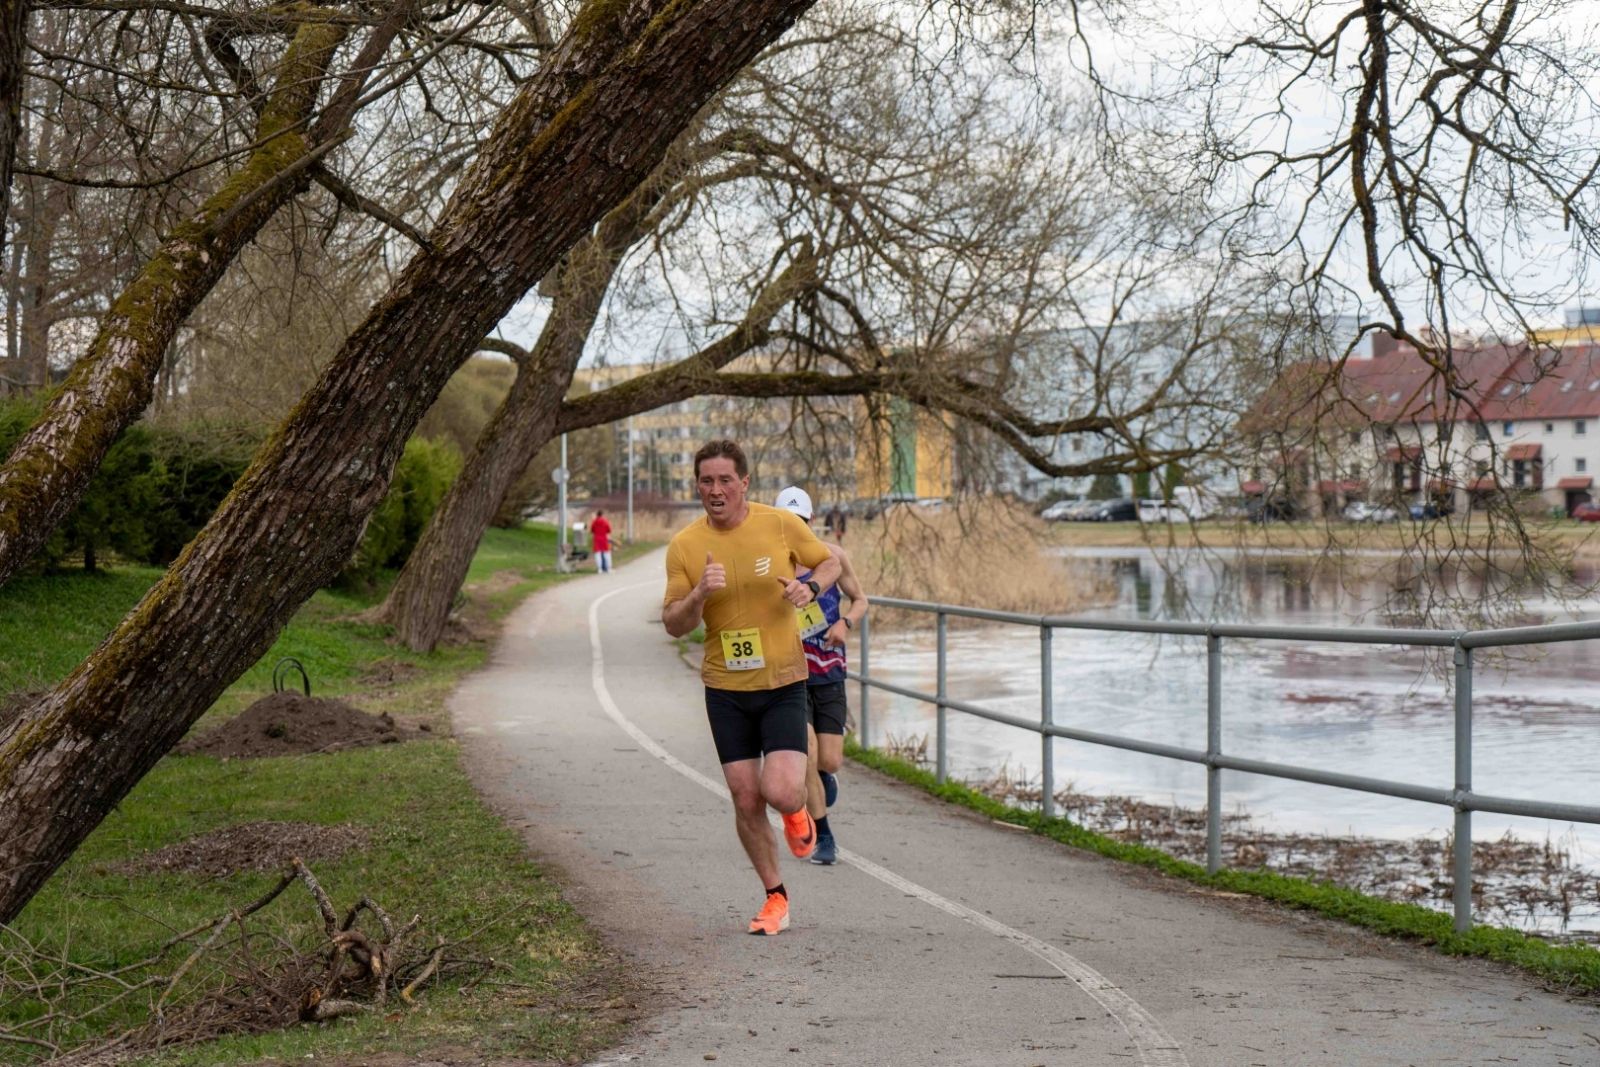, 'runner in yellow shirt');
663,439,840,935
